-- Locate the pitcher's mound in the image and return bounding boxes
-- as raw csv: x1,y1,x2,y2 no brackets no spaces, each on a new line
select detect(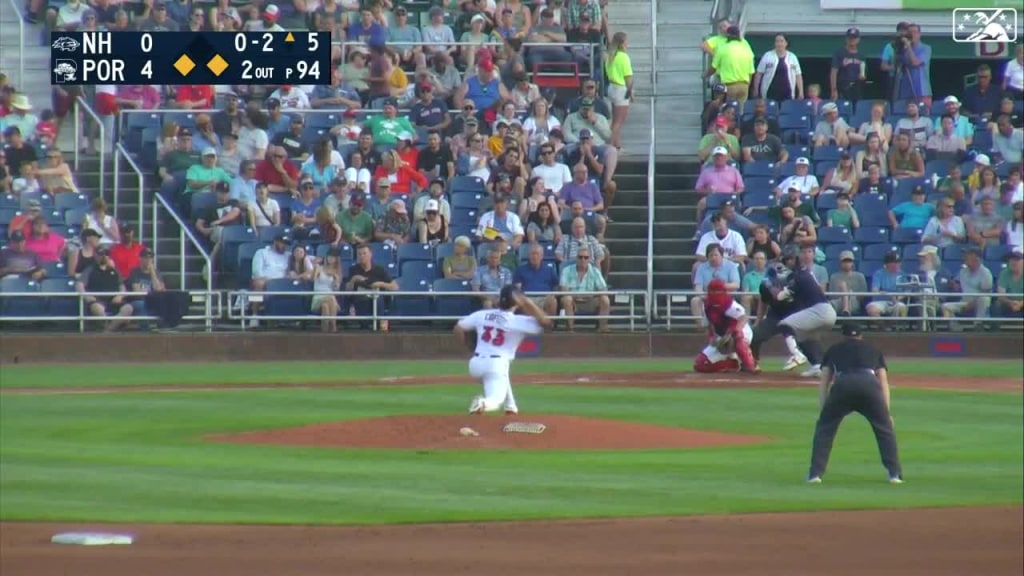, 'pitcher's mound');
209,415,769,451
